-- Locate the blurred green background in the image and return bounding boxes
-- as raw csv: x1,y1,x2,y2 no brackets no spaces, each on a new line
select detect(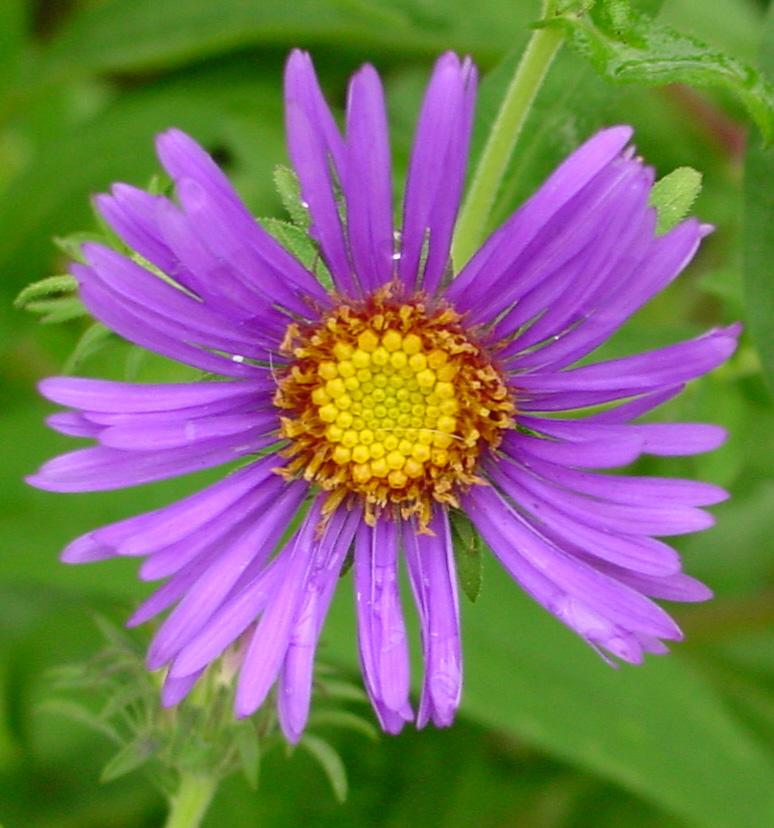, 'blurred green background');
1,0,773,826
